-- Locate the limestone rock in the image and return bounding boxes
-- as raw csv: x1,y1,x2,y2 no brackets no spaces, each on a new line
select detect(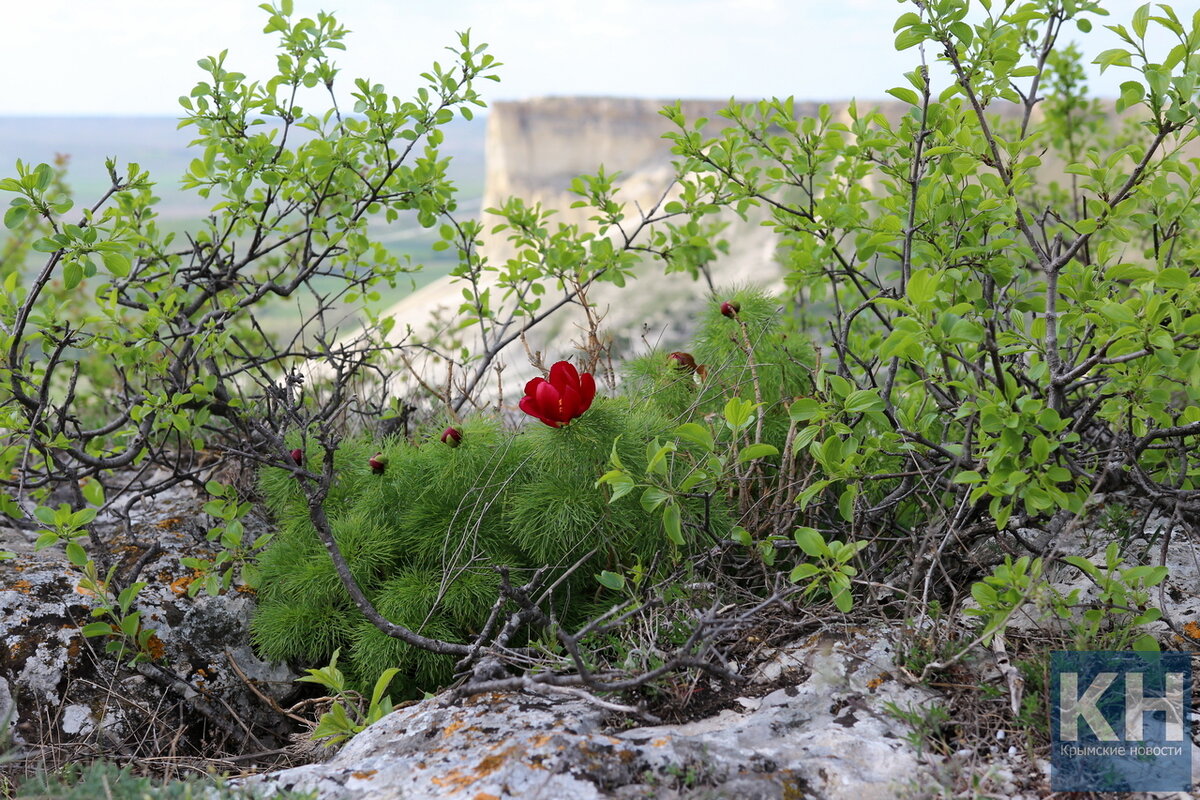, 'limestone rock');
239,629,931,799
0,478,295,758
